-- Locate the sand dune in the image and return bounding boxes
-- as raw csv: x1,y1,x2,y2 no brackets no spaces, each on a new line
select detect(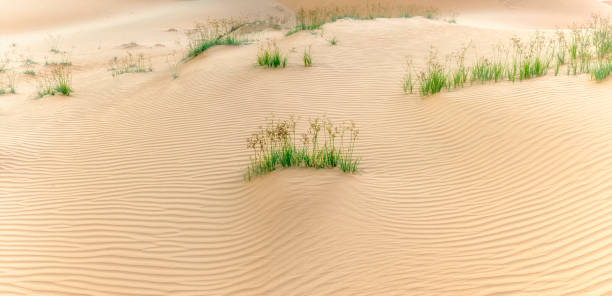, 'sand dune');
1,0,612,295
